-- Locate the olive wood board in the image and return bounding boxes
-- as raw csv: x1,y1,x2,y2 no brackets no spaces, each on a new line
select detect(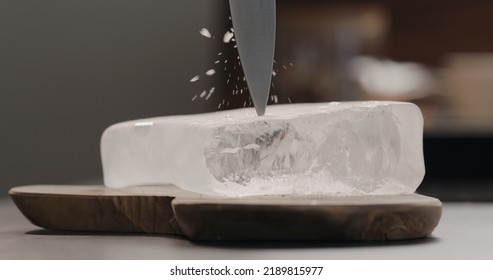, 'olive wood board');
9,185,442,241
